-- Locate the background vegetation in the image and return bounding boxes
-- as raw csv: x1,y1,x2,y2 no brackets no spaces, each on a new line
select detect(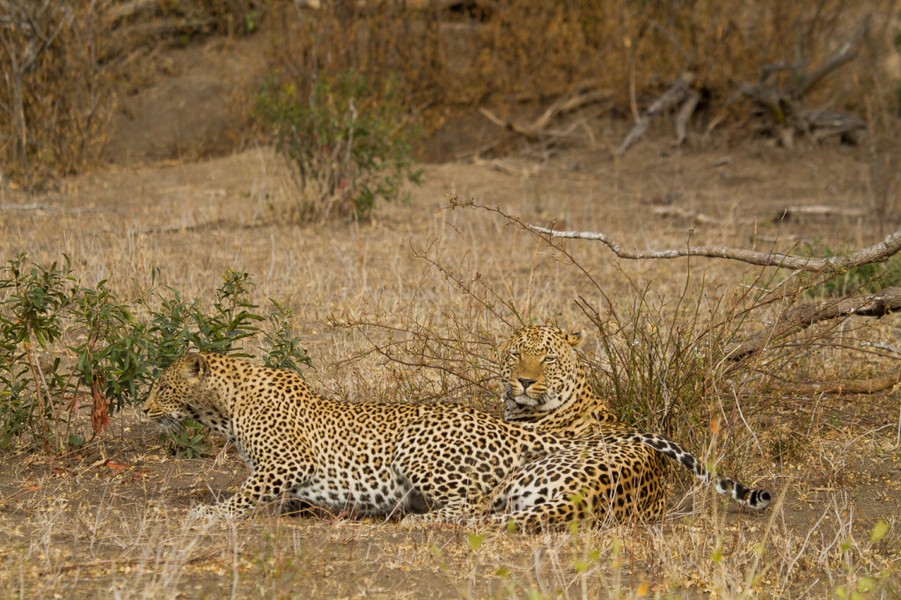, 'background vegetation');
3,1,898,207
